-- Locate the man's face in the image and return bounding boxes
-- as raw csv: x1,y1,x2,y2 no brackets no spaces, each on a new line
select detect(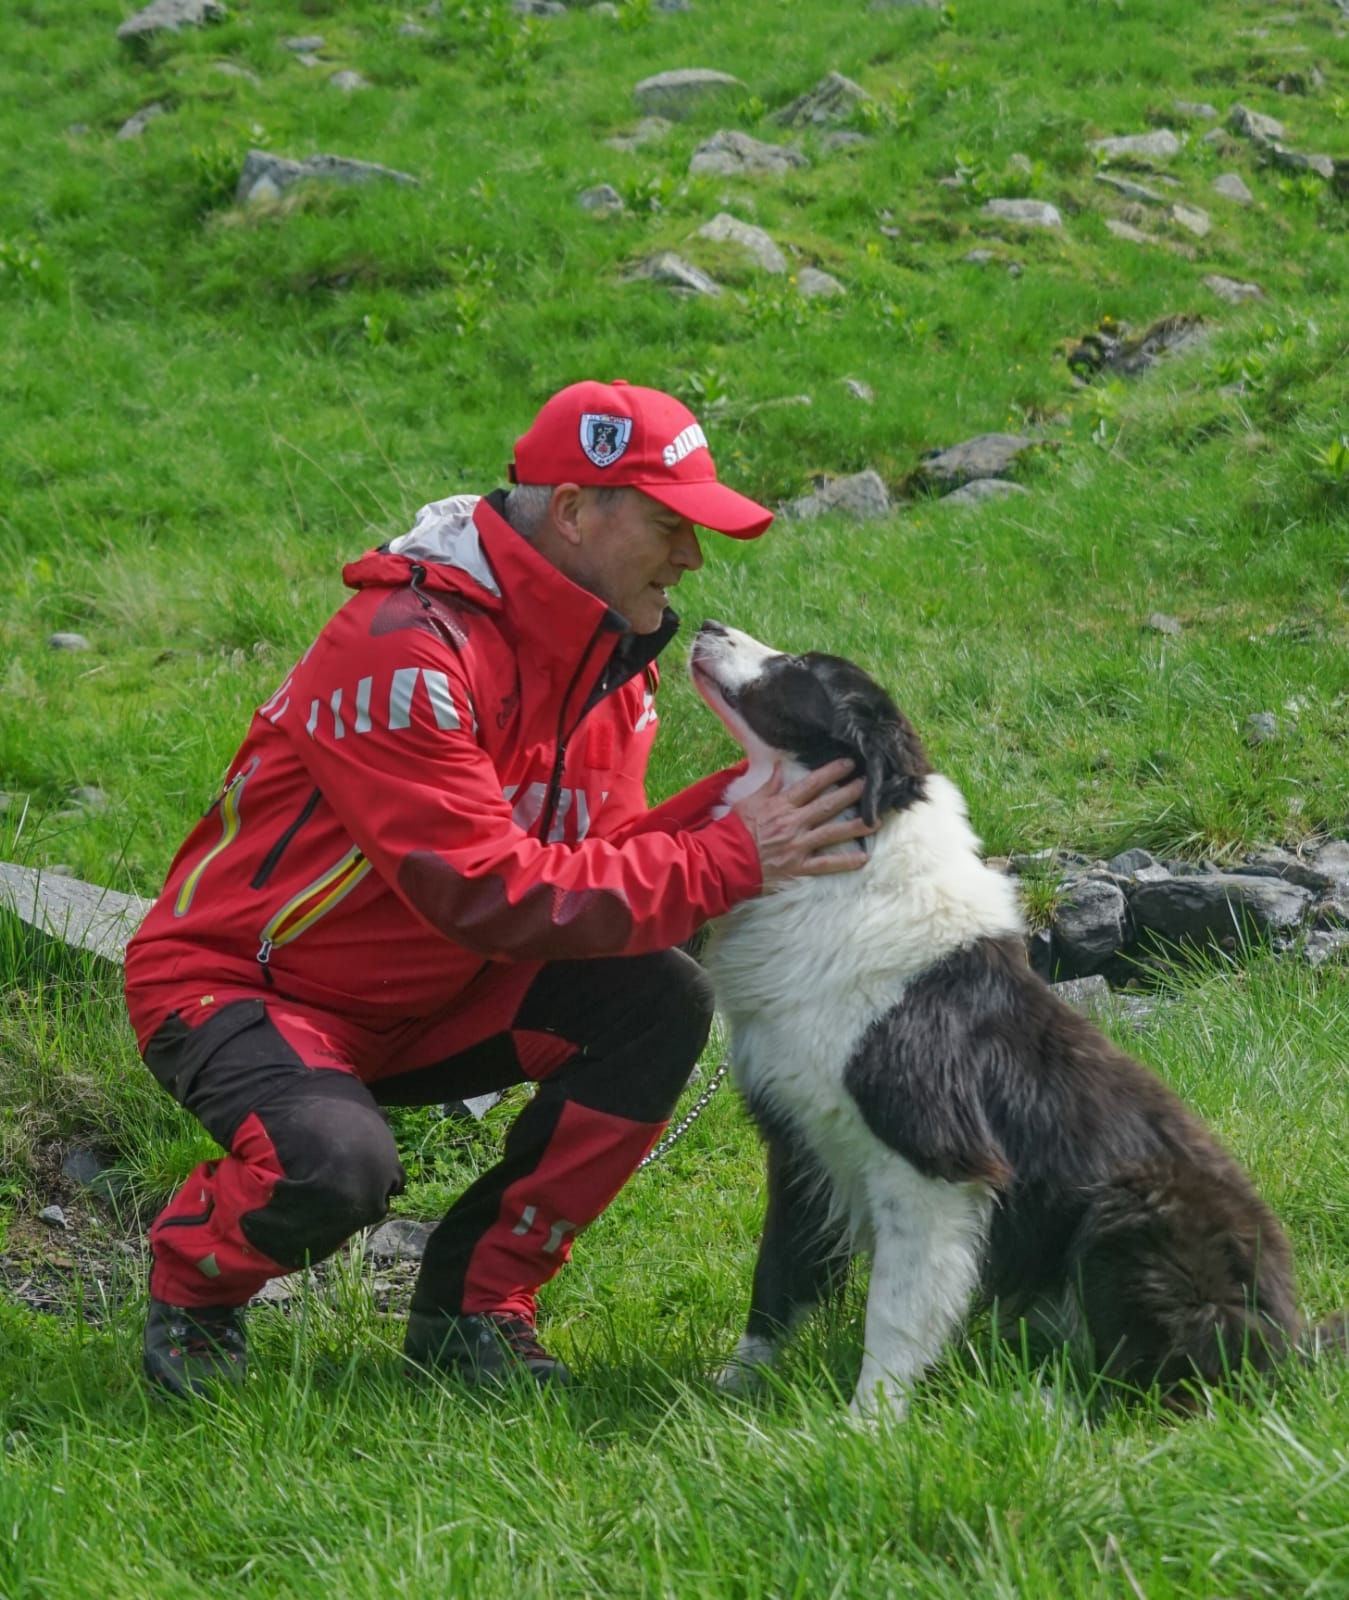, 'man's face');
570,487,704,633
